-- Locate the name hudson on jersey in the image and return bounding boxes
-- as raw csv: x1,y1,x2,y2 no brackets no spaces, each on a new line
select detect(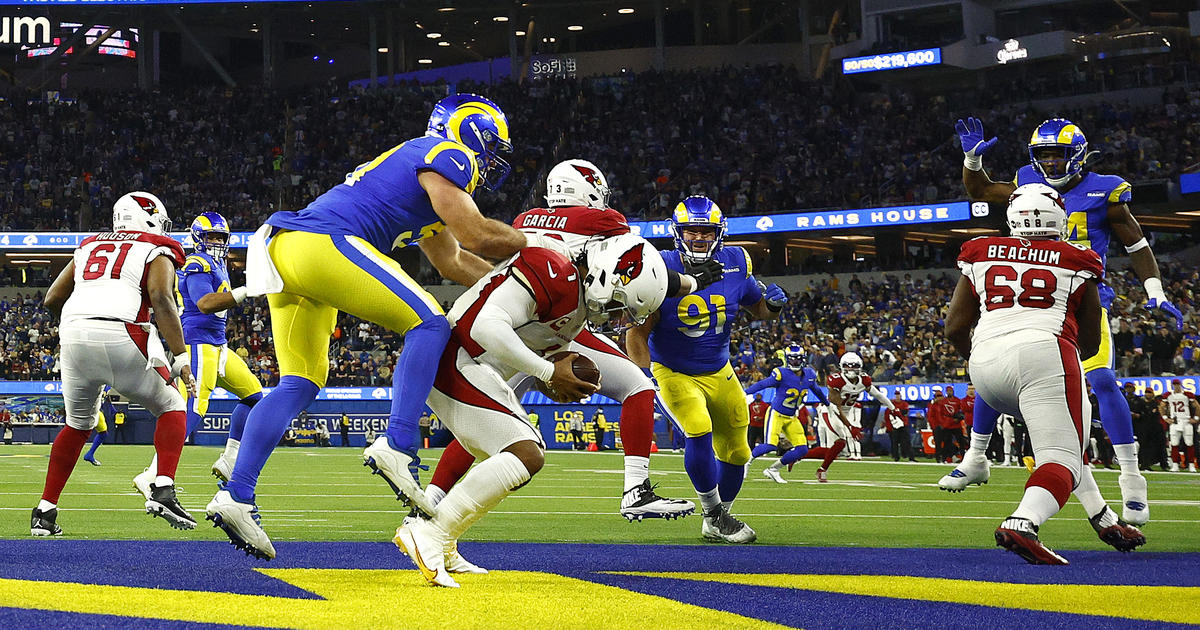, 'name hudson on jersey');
520,214,569,230
986,244,1061,265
